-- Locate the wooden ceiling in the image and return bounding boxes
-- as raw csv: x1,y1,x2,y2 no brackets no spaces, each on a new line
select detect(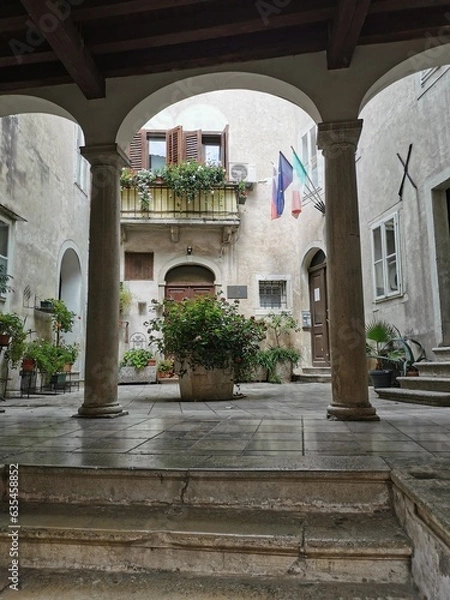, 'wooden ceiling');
1,0,450,99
